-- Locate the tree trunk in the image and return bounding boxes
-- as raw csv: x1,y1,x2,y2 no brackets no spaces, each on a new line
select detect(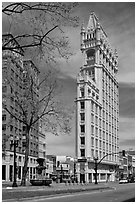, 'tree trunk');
21,127,30,186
